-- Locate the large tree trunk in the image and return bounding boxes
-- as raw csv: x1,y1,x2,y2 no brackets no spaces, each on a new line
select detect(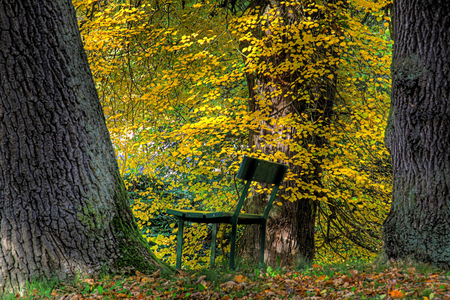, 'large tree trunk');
383,0,450,267
239,0,338,266
0,0,169,295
